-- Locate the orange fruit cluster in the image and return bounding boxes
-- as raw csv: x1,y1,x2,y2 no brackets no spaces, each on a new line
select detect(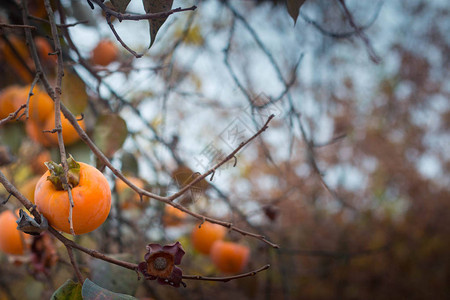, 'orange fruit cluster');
191,222,226,255
191,221,250,274
0,35,56,83
0,84,85,146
